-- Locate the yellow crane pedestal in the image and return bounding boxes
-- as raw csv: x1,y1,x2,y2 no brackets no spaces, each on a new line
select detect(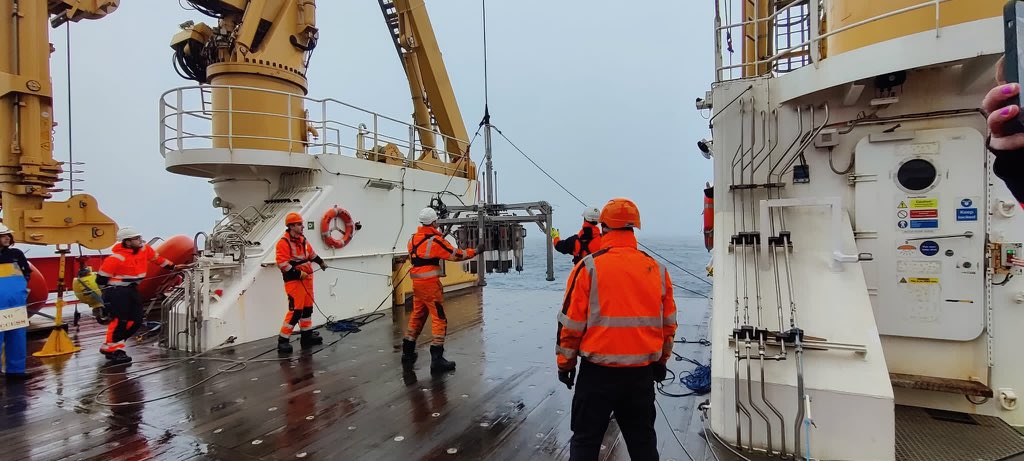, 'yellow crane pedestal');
34,247,80,357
